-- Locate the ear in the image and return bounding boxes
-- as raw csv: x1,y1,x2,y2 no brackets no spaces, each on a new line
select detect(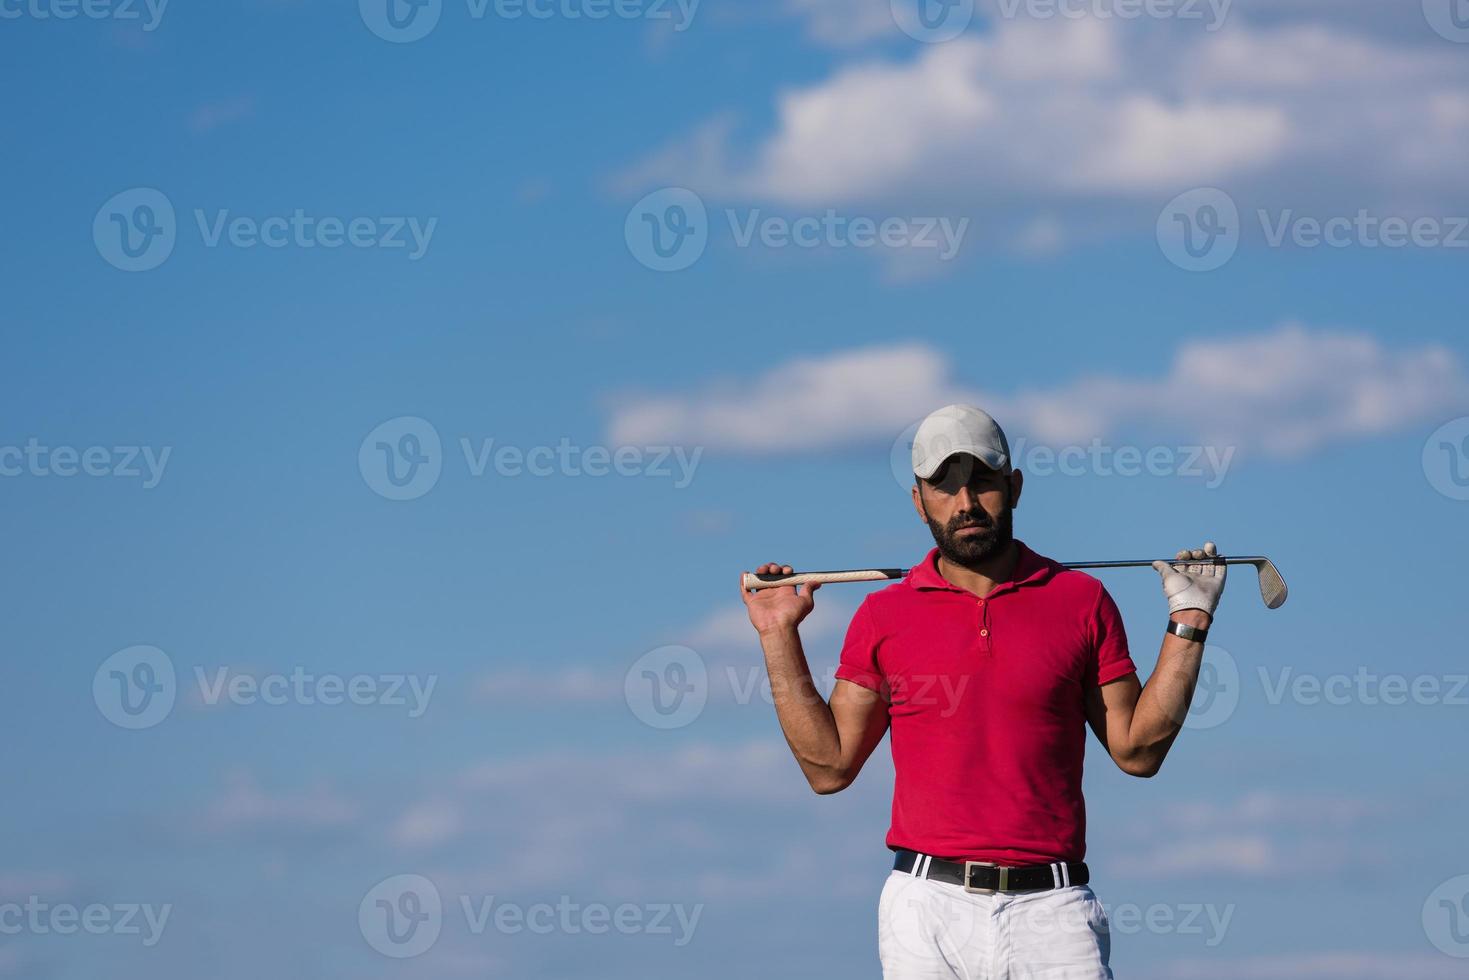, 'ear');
1008,469,1024,509
912,482,929,523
